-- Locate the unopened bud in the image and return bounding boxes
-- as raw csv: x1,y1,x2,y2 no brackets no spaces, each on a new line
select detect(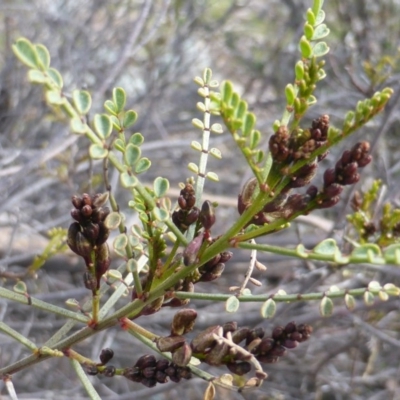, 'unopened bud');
171,309,197,336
